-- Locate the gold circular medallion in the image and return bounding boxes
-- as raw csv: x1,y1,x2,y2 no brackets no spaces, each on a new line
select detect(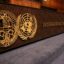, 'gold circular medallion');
17,13,37,40
0,10,18,47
